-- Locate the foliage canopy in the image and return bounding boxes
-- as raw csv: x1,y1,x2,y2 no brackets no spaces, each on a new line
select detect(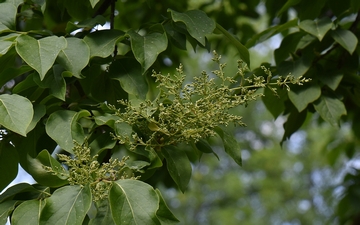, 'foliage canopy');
0,0,360,224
